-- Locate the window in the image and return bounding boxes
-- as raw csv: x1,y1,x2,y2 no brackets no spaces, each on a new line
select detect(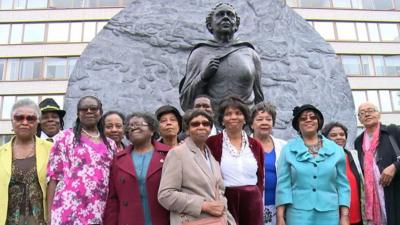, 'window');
352,91,367,110
46,58,67,79
0,135,13,146
68,58,78,76
13,0,26,9
367,90,380,110
367,23,380,42
5,59,20,80
341,55,361,75
332,0,352,8
20,58,42,80
27,0,47,8
379,91,392,112
0,25,10,44
372,0,394,10
384,56,400,76
360,55,374,76
355,23,369,41
372,56,385,75
392,91,400,111
336,22,357,40
70,22,83,42
313,22,335,40
10,24,23,44
298,0,330,7
23,23,45,42
97,22,107,33
379,24,400,42
47,23,70,42
0,59,5,80
45,95,64,108
0,0,13,9
83,22,97,42
2,96,15,119
395,0,400,9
